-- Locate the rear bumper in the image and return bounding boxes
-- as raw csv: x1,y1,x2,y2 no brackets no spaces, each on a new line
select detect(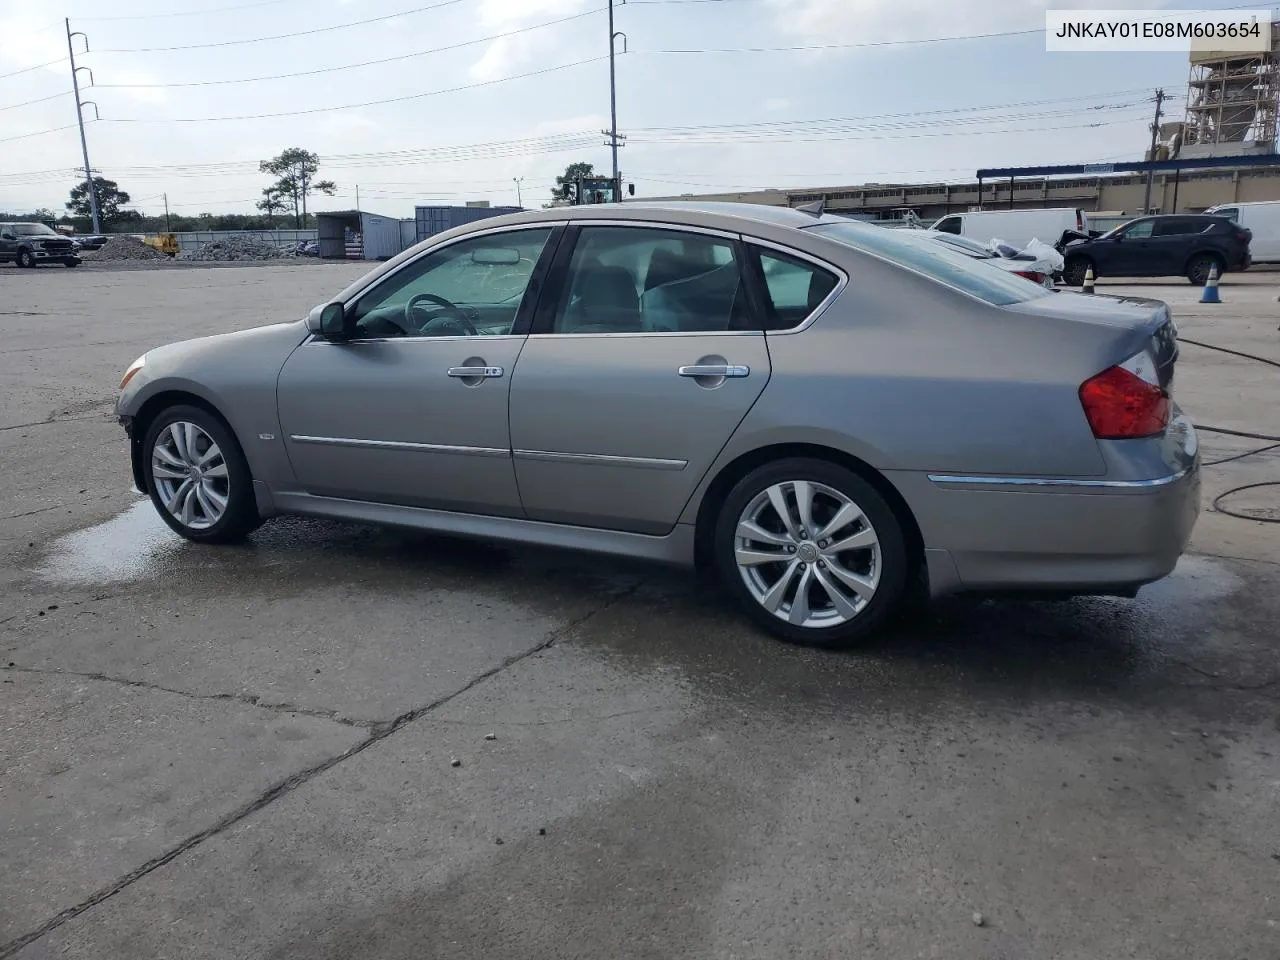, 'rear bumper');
891,458,1201,598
